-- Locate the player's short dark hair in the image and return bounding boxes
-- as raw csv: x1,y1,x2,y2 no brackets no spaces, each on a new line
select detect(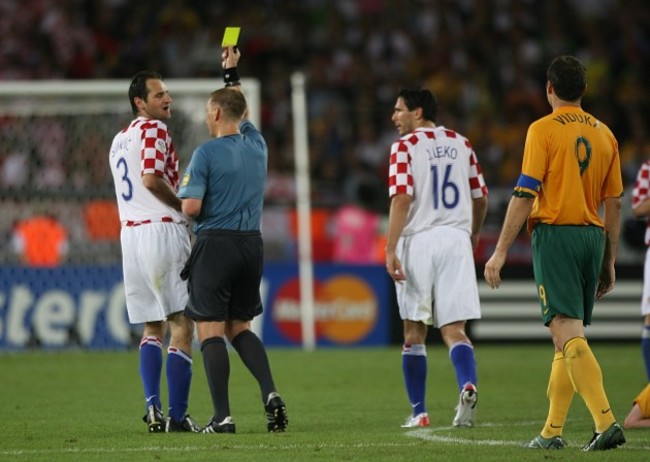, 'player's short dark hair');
547,55,586,102
129,70,163,115
209,88,247,120
397,88,438,123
